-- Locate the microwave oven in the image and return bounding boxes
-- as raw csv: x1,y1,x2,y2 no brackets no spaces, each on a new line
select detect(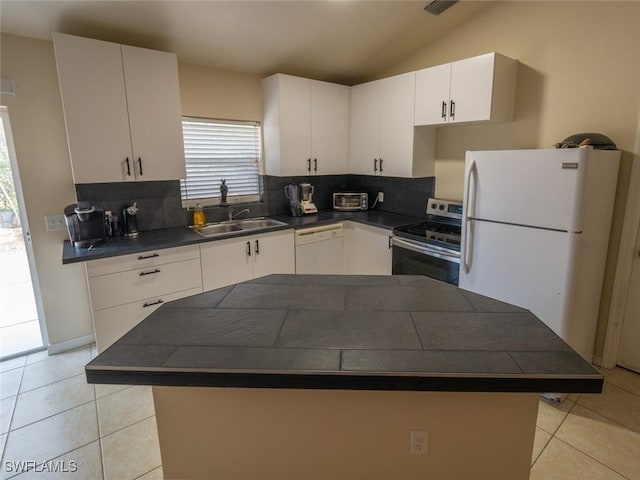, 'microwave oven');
333,192,368,211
